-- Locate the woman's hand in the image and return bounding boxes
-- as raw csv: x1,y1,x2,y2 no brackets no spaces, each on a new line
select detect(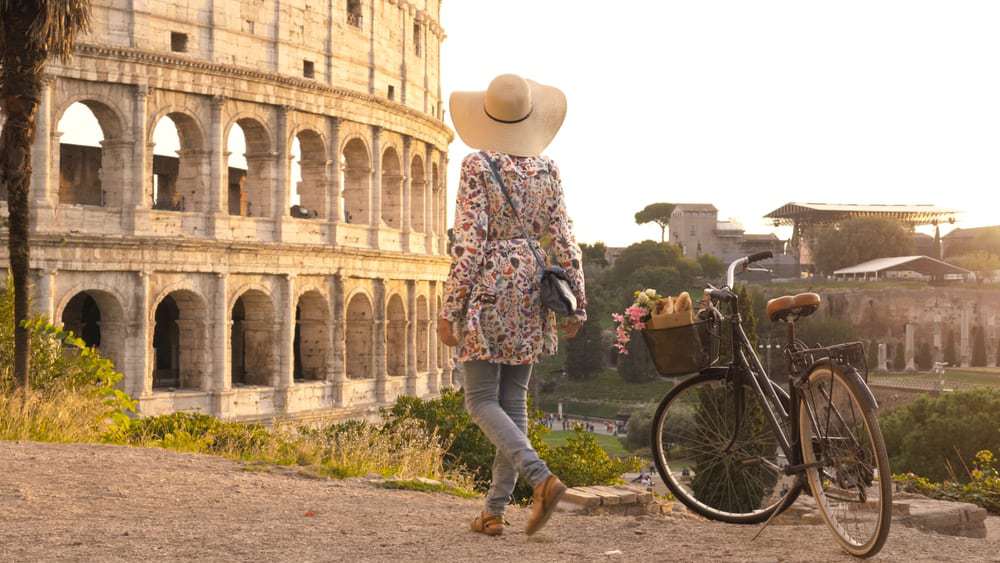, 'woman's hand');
437,318,459,347
560,317,584,339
